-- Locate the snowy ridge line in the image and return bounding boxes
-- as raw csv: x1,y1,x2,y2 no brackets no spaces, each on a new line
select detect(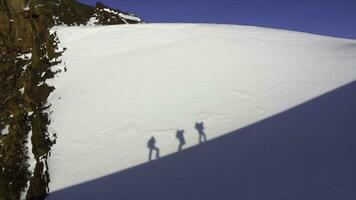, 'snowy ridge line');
133,23,356,41
101,8,141,22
